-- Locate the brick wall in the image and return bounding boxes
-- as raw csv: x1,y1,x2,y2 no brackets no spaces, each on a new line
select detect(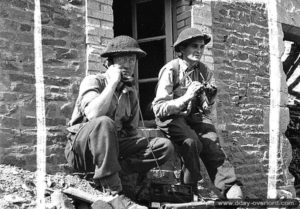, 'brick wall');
0,0,85,173
209,2,290,198
86,0,113,75
0,0,297,198
176,0,192,35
